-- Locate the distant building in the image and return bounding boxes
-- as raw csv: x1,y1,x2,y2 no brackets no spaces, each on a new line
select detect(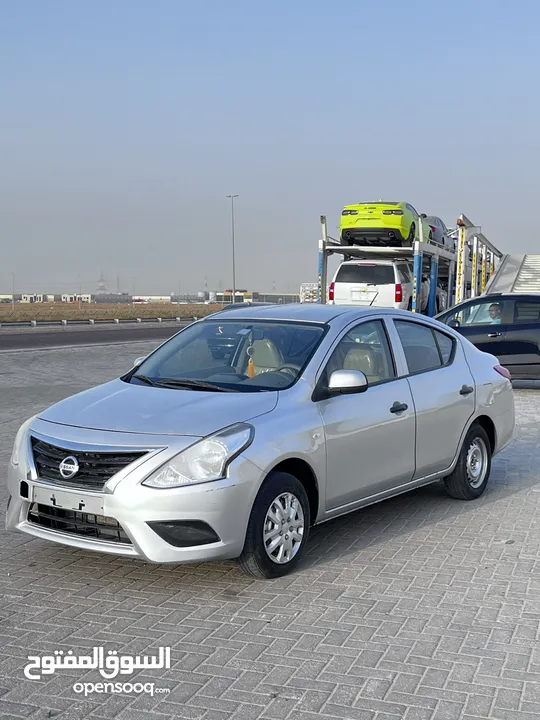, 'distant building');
213,290,300,305
61,294,92,303
21,294,55,303
132,295,171,304
299,283,318,303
